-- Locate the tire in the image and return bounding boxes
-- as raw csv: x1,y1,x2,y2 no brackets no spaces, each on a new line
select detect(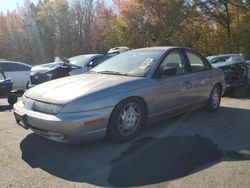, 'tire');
107,98,147,143
7,94,18,105
207,85,222,112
